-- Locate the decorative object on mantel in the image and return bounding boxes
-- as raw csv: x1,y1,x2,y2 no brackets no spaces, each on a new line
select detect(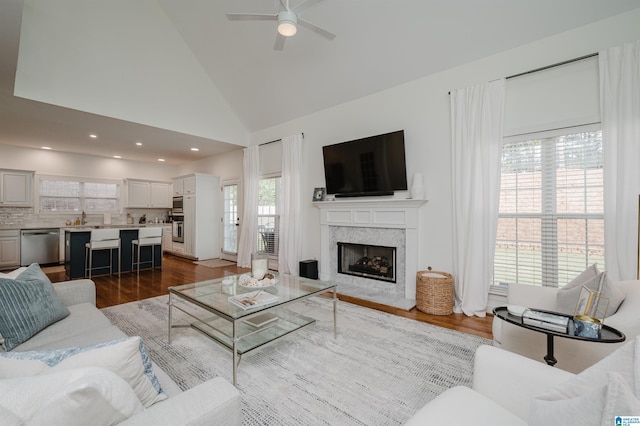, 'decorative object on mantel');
416,269,453,315
573,275,610,338
312,187,326,202
410,173,425,199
